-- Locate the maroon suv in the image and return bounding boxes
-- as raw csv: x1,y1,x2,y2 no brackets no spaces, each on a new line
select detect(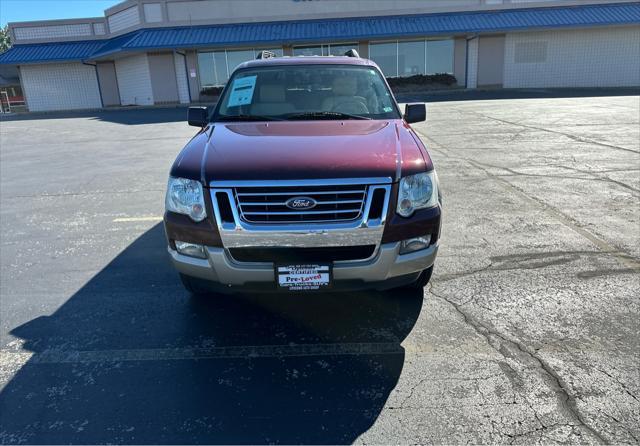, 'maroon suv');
164,52,441,294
